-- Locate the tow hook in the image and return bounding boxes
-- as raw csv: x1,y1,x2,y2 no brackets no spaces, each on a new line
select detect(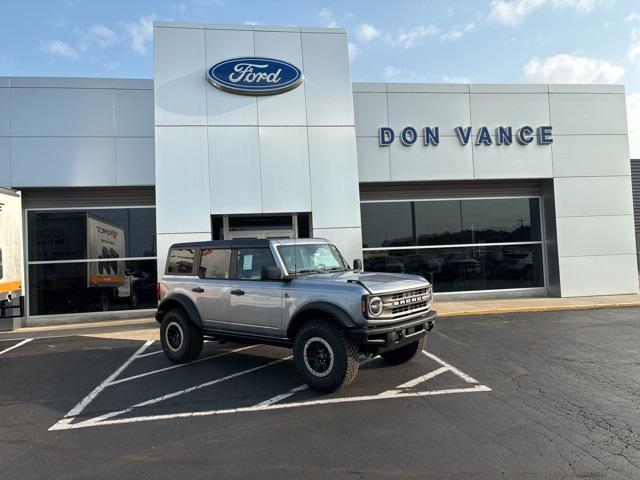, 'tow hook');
427,320,434,332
